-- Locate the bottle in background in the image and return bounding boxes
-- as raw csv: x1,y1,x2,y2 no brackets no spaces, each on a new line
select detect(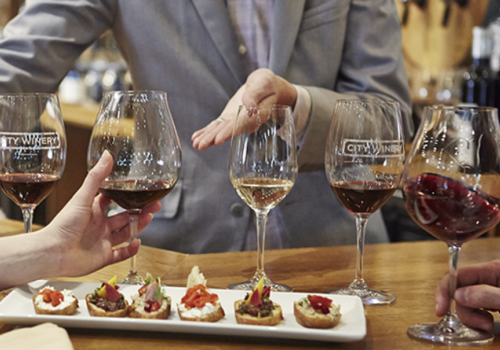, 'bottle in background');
461,27,496,107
